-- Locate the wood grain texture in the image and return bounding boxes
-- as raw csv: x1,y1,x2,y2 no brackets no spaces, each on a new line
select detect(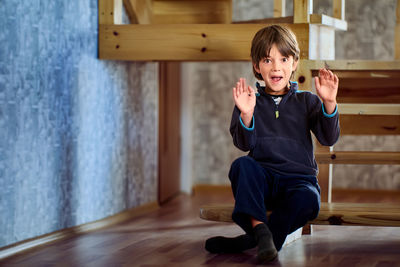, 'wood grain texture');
1,190,400,266
98,24,310,61
315,151,400,164
200,202,400,227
